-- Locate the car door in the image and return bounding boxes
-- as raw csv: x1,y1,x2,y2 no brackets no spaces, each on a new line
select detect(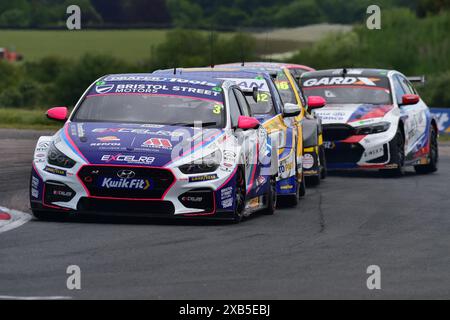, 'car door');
393,74,427,157
233,88,262,195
